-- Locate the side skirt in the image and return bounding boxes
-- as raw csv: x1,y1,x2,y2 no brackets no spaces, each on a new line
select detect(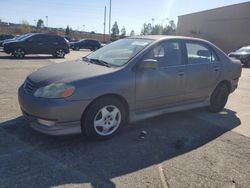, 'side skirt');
129,99,210,123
